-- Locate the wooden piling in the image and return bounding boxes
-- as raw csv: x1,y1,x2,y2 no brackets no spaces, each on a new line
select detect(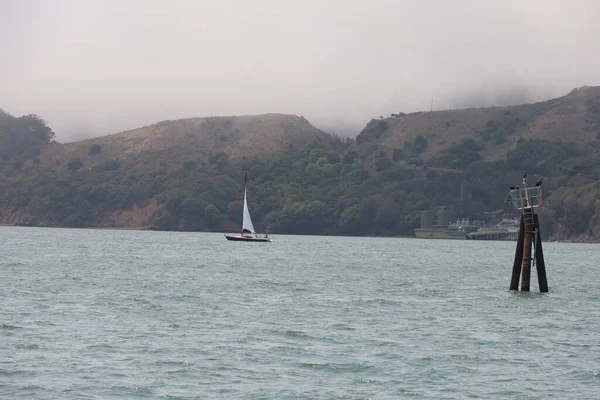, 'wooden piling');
510,216,525,291
533,214,549,293
507,177,548,293
520,212,534,292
